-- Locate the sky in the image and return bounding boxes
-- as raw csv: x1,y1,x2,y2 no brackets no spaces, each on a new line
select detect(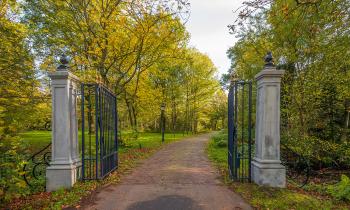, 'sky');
185,0,245,75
